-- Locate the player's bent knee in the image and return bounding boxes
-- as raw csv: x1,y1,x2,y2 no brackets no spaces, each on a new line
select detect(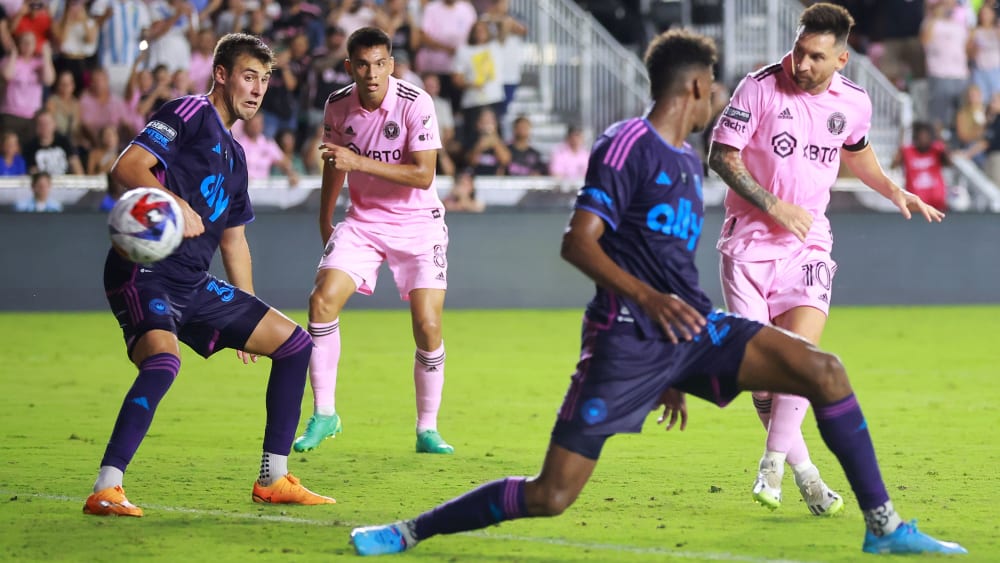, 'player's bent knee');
803,350,849,402
526,482,577,517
